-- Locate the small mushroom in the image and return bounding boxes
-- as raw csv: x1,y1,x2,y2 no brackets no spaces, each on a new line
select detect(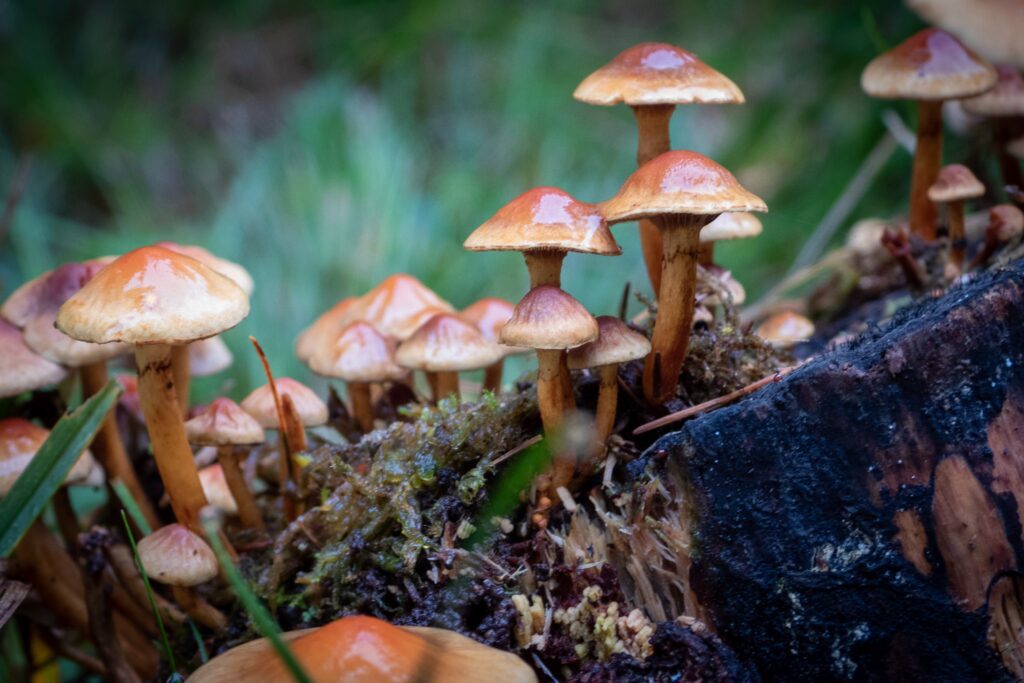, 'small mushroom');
396,313,504,402
0,417,97,496
460,298,525,393
198,464,237,516
189,335,233,379
928,164,985,273
295,297,358,363
756,311,815,349
971,204,1024,268
136,522,225,629
0,319,67,398
699,211,763,267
